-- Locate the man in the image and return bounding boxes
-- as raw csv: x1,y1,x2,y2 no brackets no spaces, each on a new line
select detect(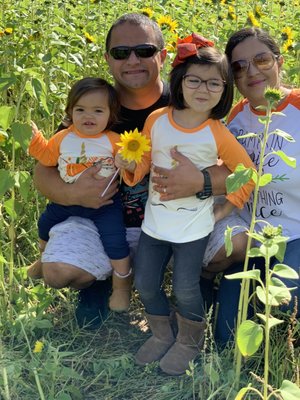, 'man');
32,13,227,329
